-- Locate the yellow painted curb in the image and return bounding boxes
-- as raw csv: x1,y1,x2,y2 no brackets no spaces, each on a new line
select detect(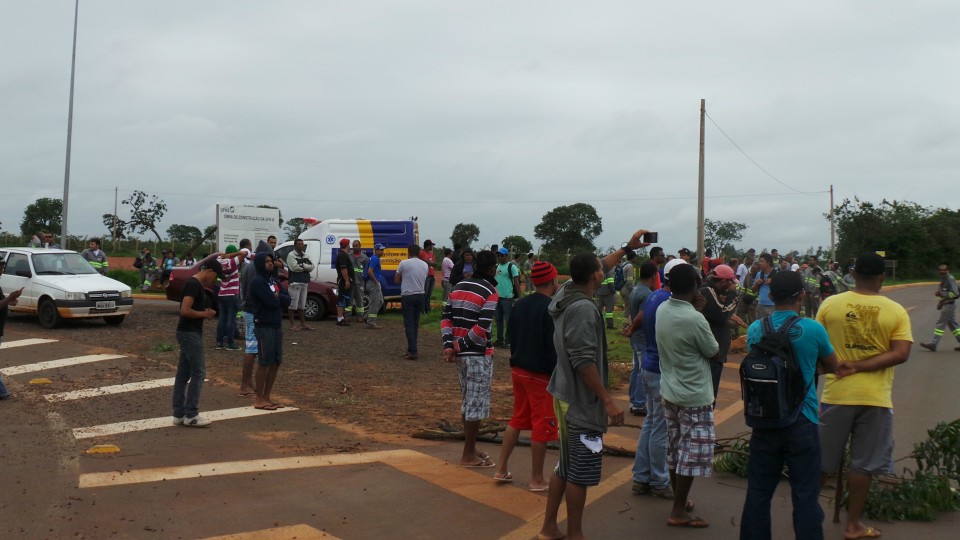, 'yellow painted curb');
29,378,52,385
85,444,121,454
